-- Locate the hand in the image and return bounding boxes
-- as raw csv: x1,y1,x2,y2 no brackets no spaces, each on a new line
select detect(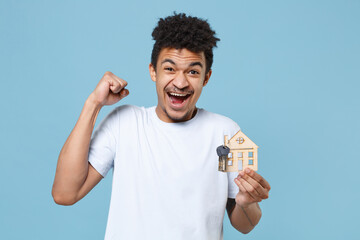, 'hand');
90,71,129,106
234,168,271,208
